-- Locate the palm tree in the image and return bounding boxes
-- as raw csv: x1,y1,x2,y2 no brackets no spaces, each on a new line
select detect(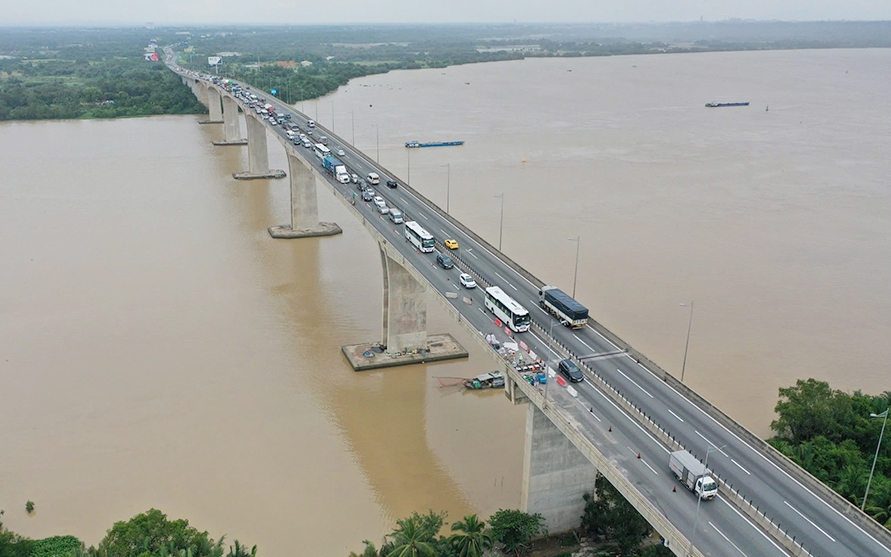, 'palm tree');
449,515,493,557
386,517,438,557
